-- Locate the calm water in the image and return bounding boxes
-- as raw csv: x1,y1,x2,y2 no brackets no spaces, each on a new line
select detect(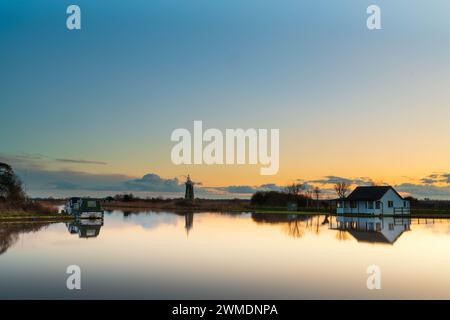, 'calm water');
1,211,450,299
